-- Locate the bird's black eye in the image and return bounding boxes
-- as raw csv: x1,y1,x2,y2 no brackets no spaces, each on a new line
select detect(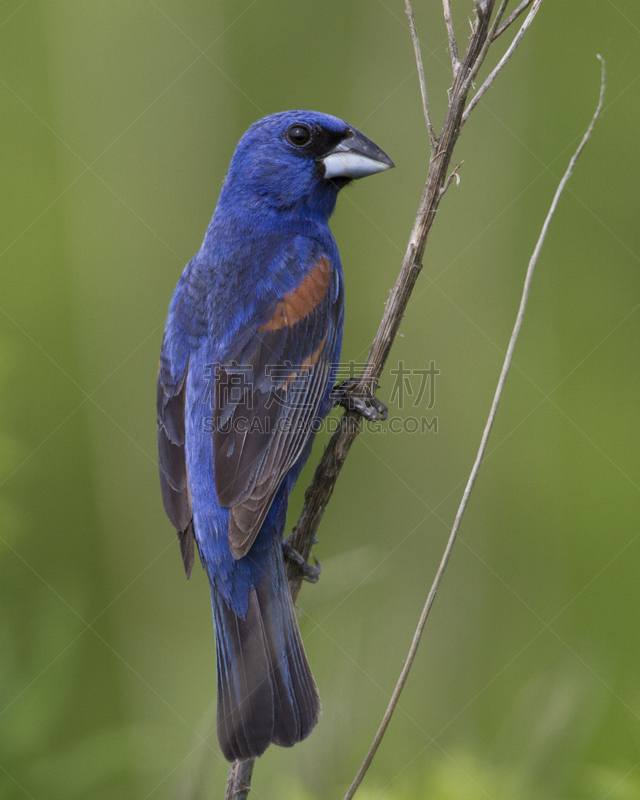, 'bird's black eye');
286,124,312,147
